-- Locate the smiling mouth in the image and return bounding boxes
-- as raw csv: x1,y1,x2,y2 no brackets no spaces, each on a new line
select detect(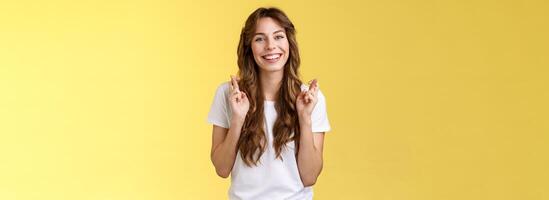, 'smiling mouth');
261,53,282,62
